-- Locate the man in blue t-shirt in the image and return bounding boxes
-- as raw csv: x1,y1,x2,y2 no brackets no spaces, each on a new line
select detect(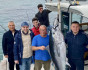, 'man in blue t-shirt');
32,25,51,70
